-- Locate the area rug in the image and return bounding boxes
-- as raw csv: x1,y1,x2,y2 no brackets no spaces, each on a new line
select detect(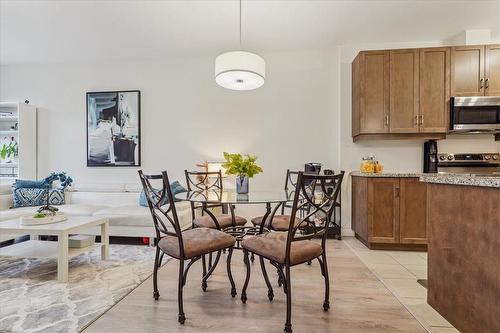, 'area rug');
0,244,166,333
